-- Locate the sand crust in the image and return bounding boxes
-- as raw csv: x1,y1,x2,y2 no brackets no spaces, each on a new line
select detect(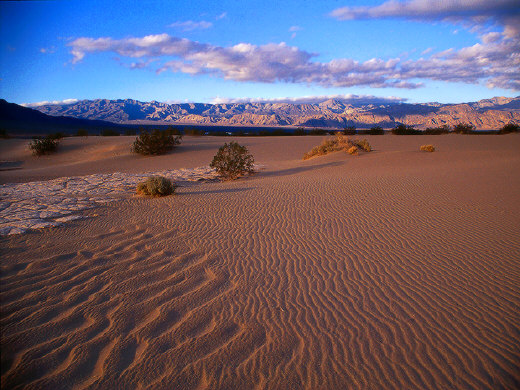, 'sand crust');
1,134,519,389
